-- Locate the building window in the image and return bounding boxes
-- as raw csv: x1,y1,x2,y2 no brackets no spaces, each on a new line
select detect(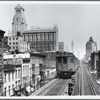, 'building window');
9,38,11,40
16,46,18,50
34,35,36,41
16,42,18,45
12,85,14,94
52,34,54,41
12,84,14,89
9,42,11,45
18,80,20,85
13,46,15,49
18,69,21,78
4,87,6,96
9,73,10,82
16,37,18,40
9,86,10,95
44,34,46,41
13,42,15,45
5,74,6,83
40,35,42,41
15,70,17,79
36,34,38,41
48,34,50,41
12,72,14,81
32,64,35,72
30,35,32,41
13,37,15,40
16,81,17,88
0,86,2,95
